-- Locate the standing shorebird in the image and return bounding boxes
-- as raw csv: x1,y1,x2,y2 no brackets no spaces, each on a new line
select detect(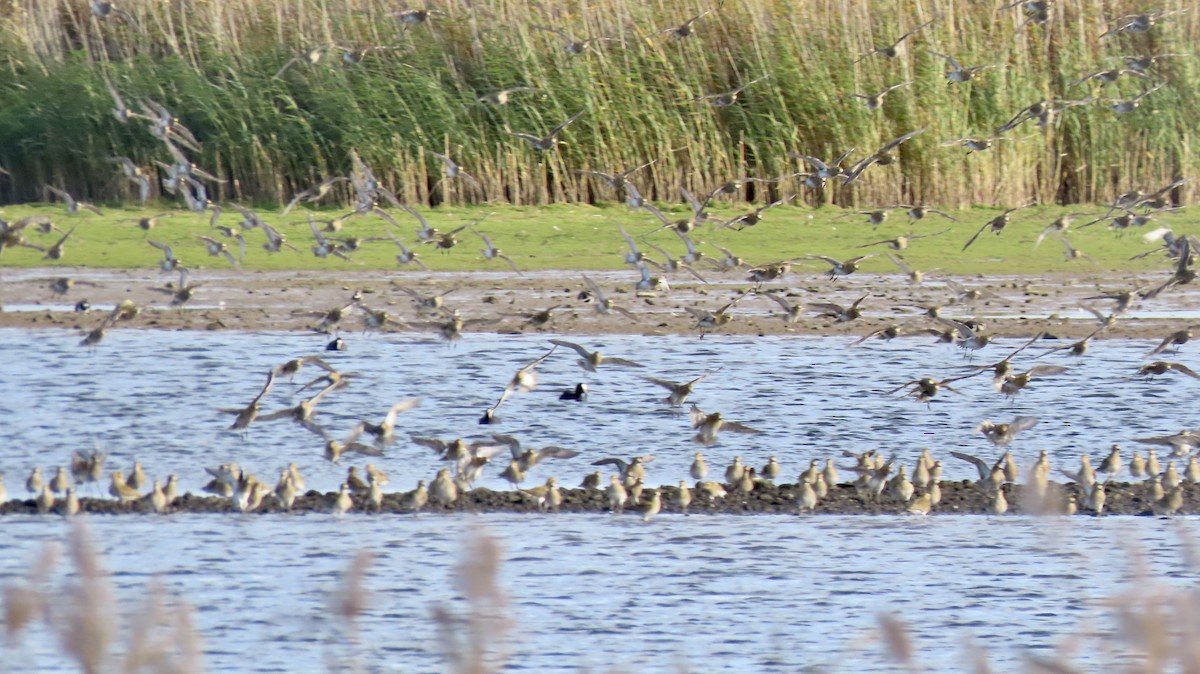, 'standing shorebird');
606,475,628,513
640,489,662,522
332,483,353,516
690,452,708,481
